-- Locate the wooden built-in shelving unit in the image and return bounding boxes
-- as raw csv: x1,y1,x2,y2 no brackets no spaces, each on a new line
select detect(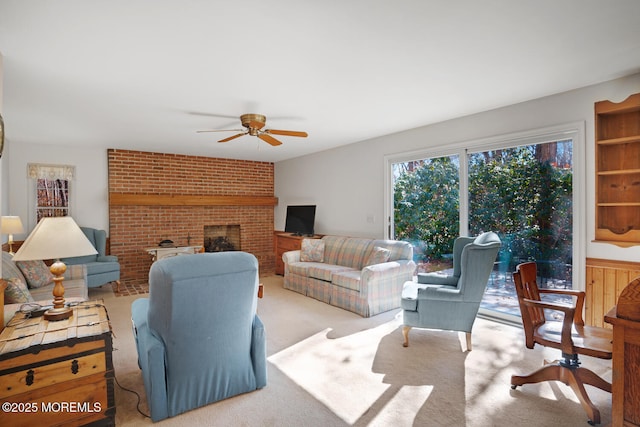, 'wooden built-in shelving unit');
594,92,640,246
